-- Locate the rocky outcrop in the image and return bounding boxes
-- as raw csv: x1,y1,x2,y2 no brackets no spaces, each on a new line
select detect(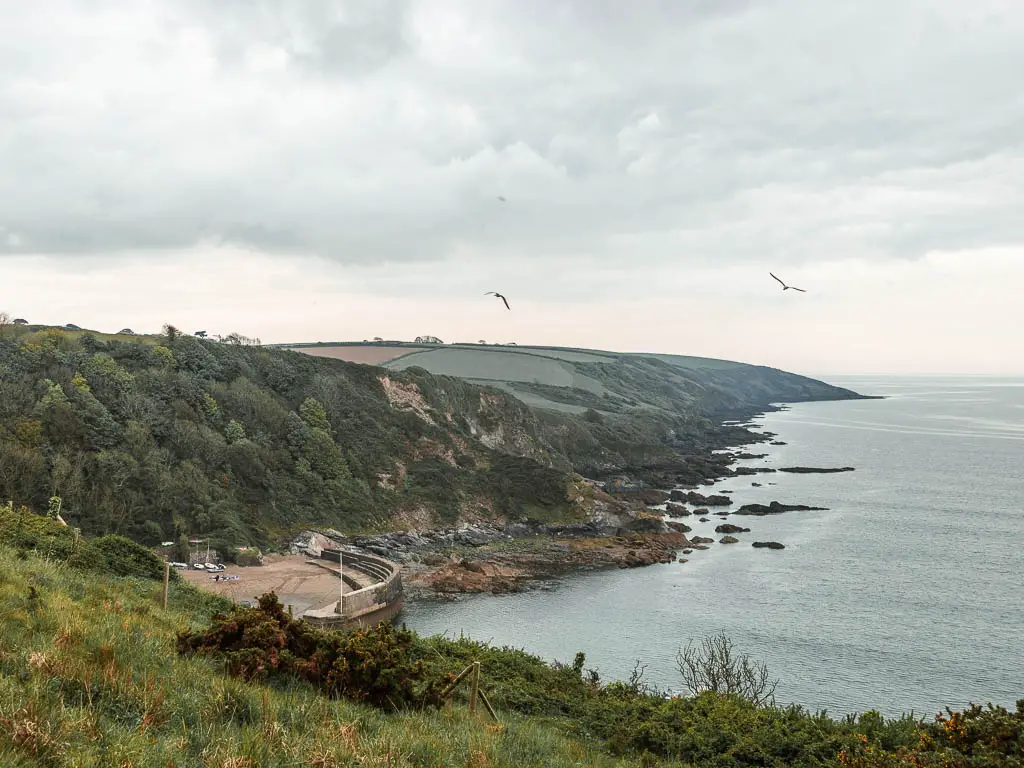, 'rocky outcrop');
406,531,692,594
416,556,529,594
626,514,669,534
605,488,670,505
715,523,750,534
734,501,828,516
666,521,692,533
665,502,690,516
752,541,786,550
